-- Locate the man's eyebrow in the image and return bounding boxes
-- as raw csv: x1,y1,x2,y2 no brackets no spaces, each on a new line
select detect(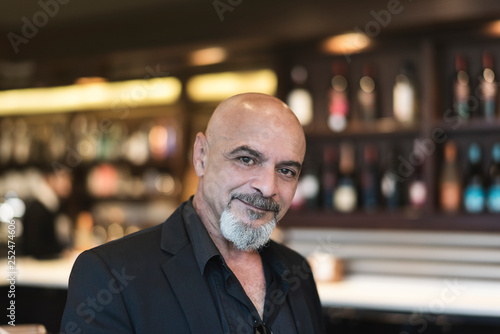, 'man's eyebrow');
227,146,302,171
279,160,302,172
227,145,264,159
